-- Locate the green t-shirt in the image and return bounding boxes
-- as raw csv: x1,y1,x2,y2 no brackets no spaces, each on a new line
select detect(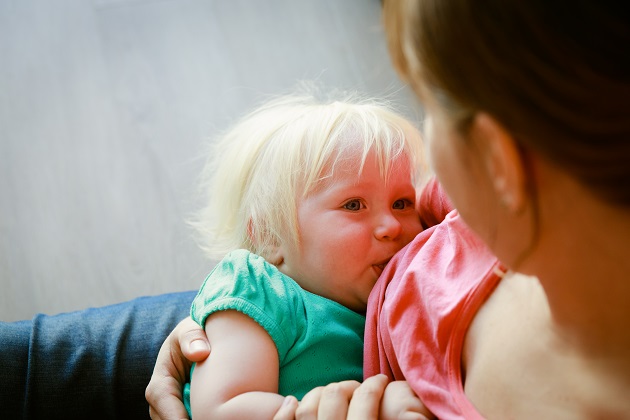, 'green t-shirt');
184,249,365,415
